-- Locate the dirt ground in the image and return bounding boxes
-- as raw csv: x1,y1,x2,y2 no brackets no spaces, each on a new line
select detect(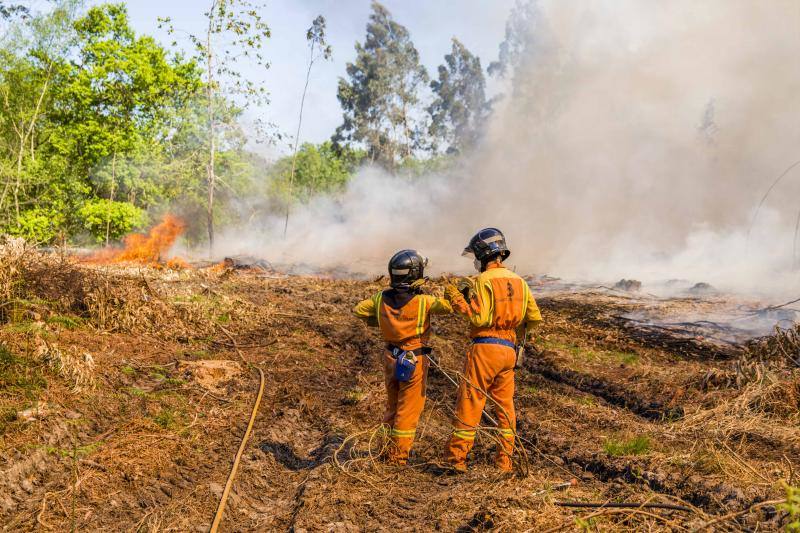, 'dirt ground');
0,252,798,531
